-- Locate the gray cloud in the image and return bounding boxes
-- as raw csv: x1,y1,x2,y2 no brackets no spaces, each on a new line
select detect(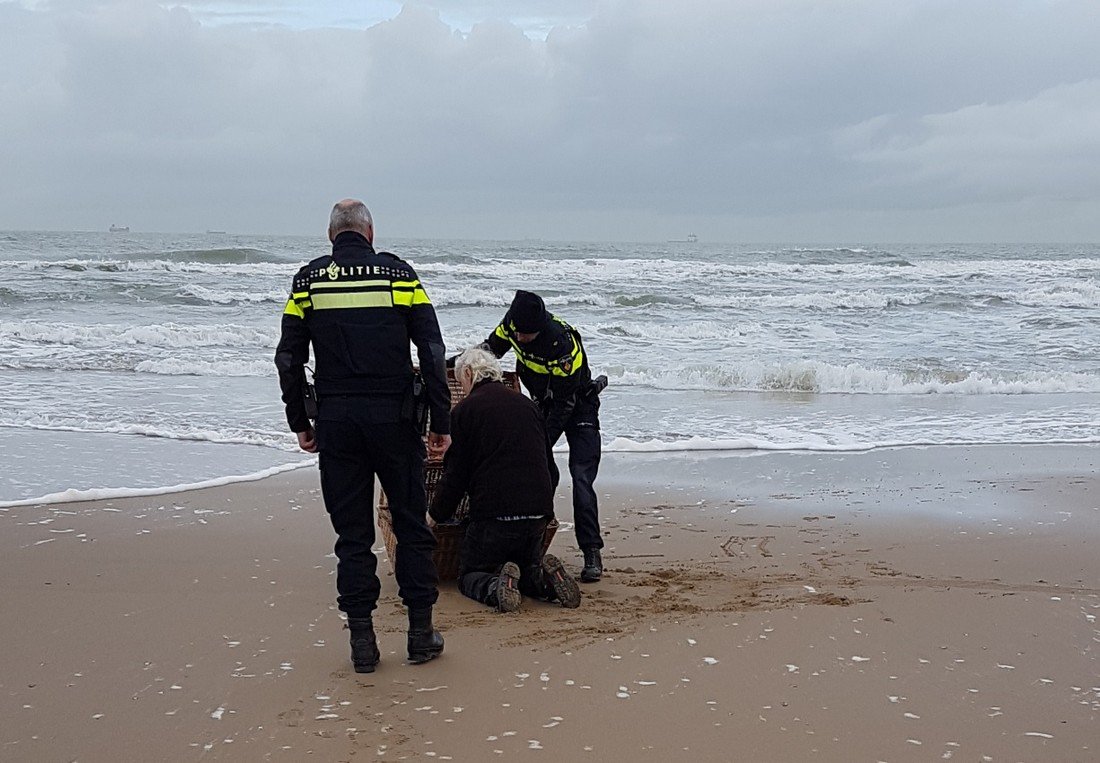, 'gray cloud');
840,81,1100,201
2,0,1100,241
163,1,596,36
